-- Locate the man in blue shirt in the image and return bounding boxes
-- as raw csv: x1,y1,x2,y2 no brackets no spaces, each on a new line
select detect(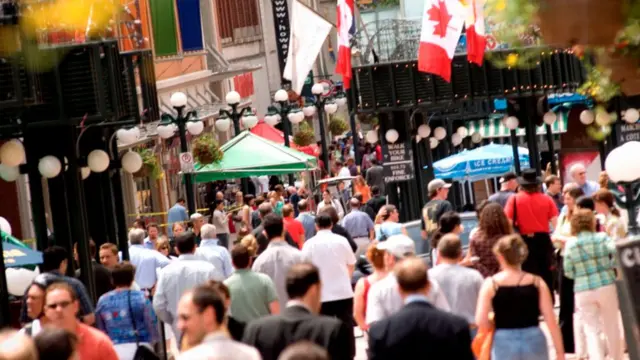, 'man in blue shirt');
569,163,599,197
167,198,189,237
295,200,316,241
341,198,375,257
196,224,233,279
